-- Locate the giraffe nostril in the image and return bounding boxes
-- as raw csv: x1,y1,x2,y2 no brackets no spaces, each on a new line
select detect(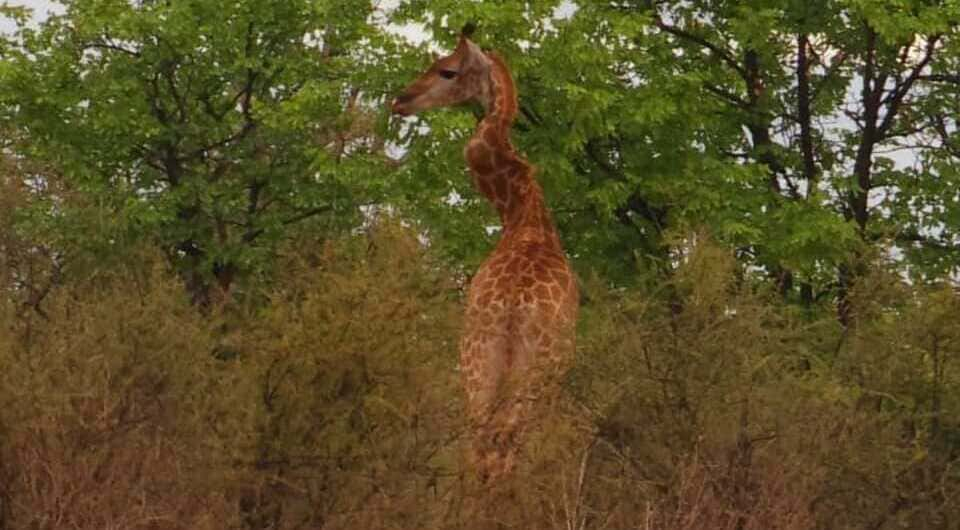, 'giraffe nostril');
391,93,416,115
